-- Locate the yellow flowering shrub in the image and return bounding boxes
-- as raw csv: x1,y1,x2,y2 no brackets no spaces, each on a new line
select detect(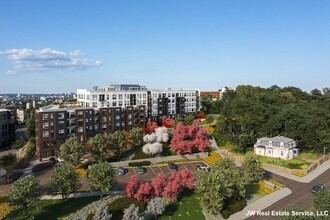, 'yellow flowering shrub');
205,126,215,135
202,151,223,166
258,181,277,194
75,168,87,178
0,196,13,220
292,170,306,177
